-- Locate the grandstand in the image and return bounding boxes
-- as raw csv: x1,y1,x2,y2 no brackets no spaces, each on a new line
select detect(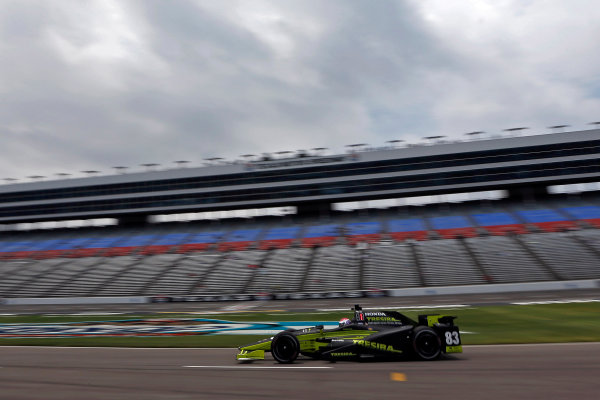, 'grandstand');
1,194,600,299
1,128,600,301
